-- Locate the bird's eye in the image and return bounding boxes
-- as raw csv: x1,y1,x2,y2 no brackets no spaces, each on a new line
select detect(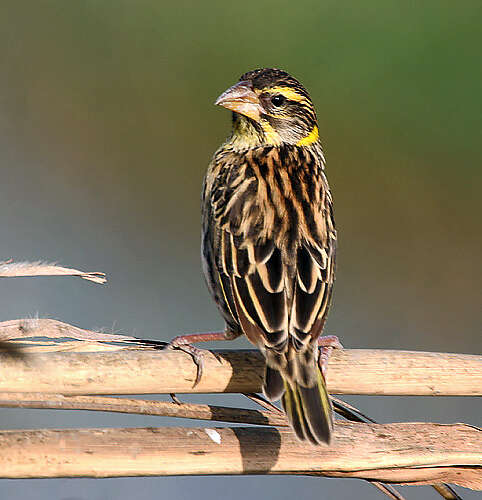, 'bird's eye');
271,94,285,107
